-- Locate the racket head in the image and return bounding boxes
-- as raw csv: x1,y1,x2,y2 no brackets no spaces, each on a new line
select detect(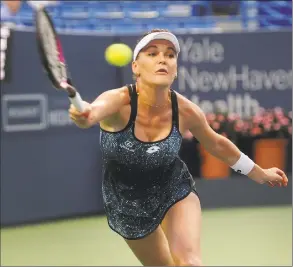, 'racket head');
35,8,69,90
